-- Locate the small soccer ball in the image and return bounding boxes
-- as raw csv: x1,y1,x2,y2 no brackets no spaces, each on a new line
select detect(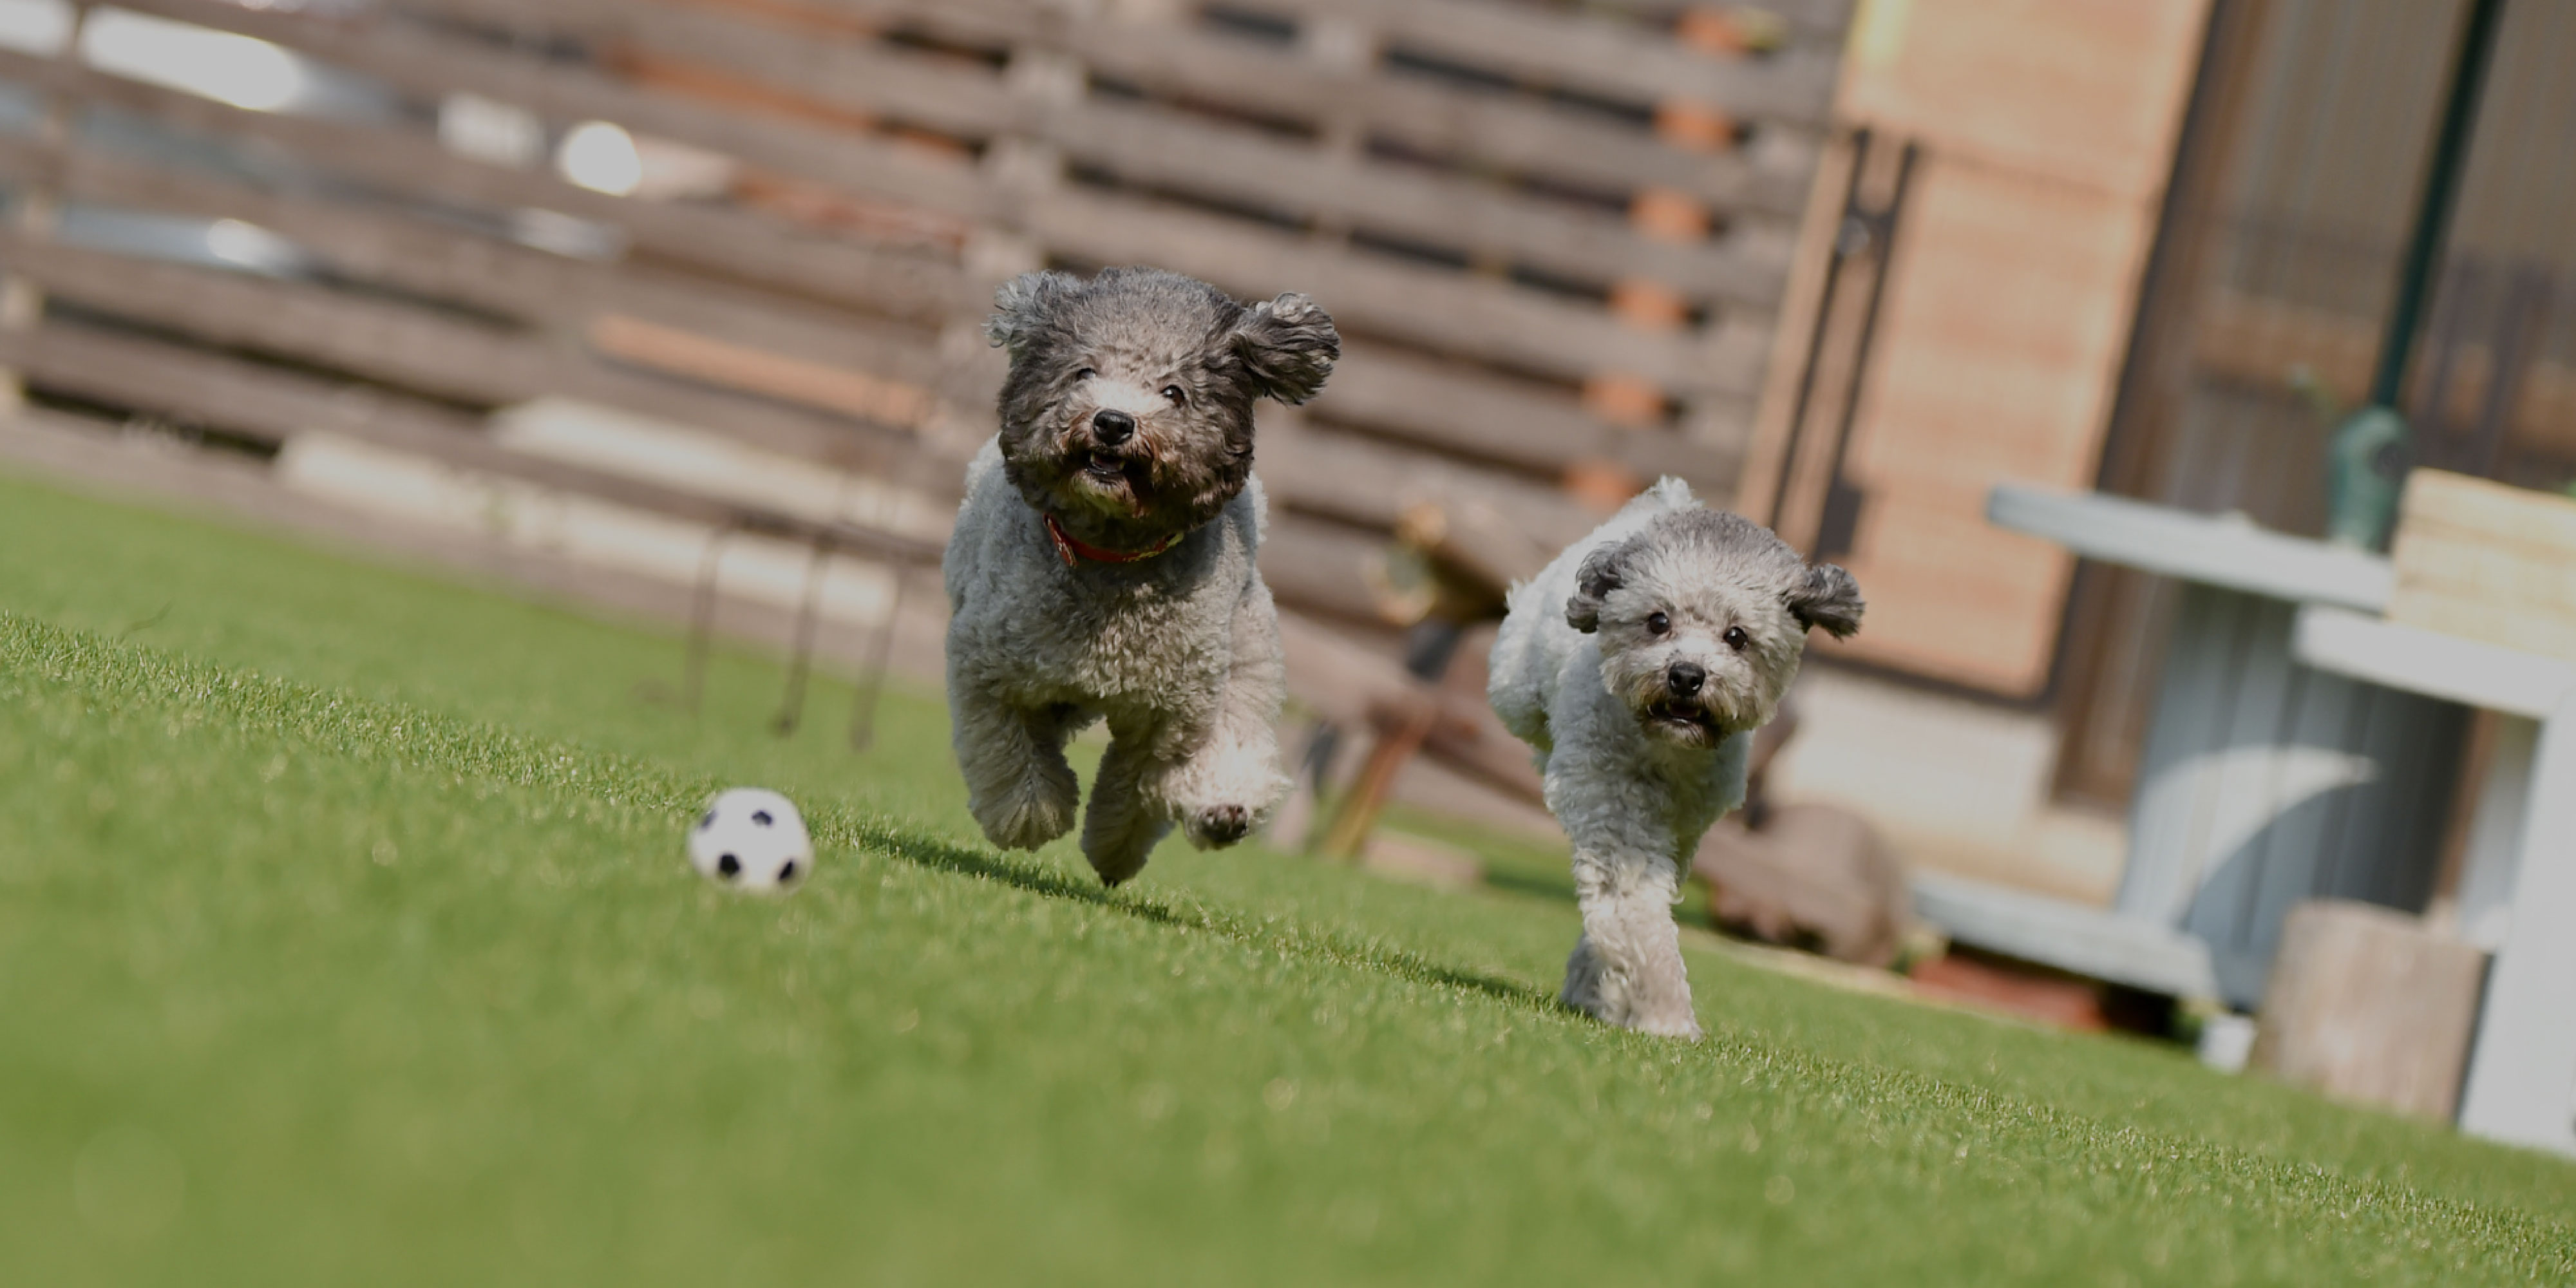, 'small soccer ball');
687,788,813,893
